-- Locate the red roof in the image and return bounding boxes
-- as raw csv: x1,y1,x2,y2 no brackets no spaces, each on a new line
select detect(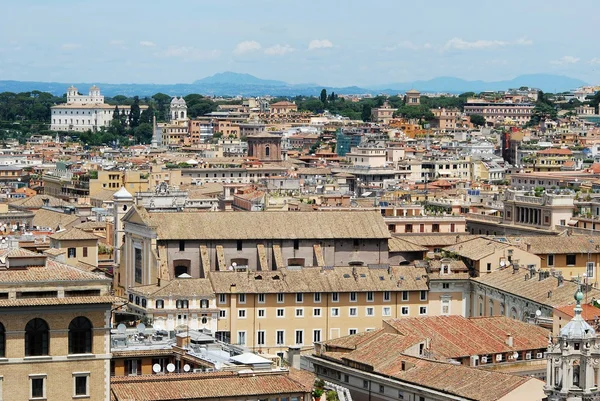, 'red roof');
537,148,572,155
